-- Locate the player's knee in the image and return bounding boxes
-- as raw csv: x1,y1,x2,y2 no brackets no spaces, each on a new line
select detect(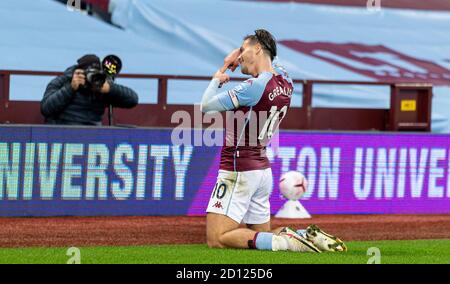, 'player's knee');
207,235,225,249
207,239,224,249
